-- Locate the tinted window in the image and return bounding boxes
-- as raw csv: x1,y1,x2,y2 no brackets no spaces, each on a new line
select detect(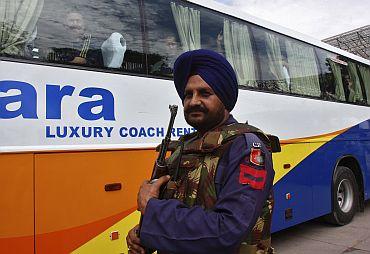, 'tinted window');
315,48,346,102
252,26,289,93
170,1,201,52
179,3,257,87
222,18,258,87
0,0,44,58
358,64,370,105
1,0,145,74
345,60,366,104
283,38,321,97
145,0,186,78
199,5,224,54
146,0,260,86
253,25,322,98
